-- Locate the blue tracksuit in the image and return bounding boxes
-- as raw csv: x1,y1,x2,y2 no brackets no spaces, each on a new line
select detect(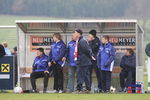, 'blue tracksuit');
67,40,77,67
97,42,115,91
67,40,77,91
98,42,116,71
48,40,66,65
32,54,49,72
